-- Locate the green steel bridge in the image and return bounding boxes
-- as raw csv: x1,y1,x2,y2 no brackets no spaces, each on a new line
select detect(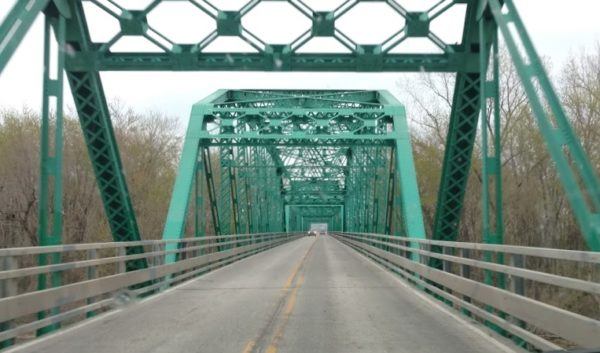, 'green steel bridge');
0,1,599,352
